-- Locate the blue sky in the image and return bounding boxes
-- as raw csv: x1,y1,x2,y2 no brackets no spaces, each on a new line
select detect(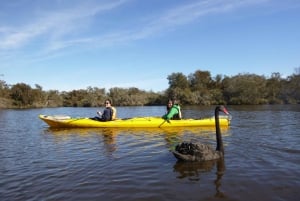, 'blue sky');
1,0,300,92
